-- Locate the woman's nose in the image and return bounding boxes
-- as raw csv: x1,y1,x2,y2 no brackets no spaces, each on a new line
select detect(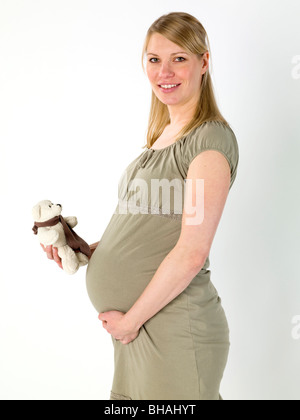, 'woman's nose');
159,61,175,78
